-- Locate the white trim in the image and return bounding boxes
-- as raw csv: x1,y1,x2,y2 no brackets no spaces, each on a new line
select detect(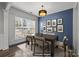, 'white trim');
5,2,12,11
3,10,9,50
